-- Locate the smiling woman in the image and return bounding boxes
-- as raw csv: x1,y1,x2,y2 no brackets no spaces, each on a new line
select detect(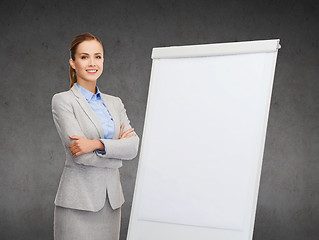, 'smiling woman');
51,33,140,240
